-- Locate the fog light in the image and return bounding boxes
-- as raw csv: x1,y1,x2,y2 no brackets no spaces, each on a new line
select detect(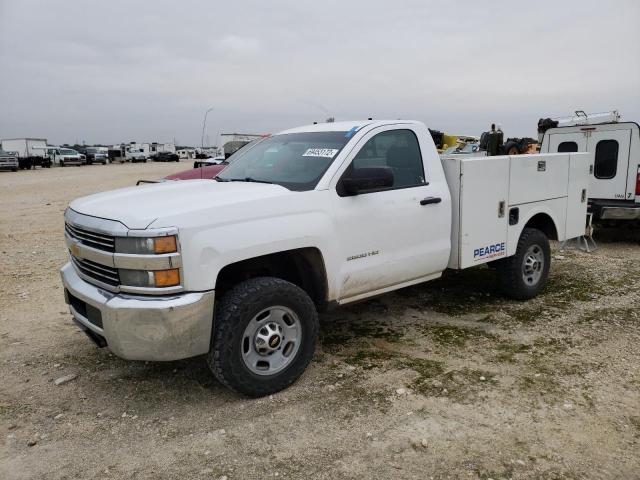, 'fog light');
154,268,180,287
119,268,180,288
